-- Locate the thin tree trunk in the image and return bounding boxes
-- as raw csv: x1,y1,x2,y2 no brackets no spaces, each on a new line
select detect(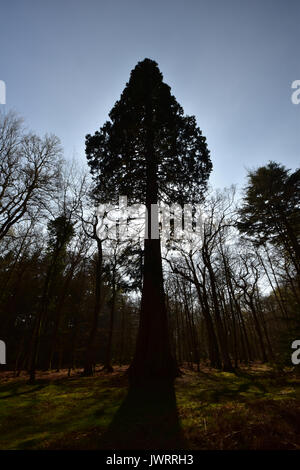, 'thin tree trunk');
83,238,103,376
